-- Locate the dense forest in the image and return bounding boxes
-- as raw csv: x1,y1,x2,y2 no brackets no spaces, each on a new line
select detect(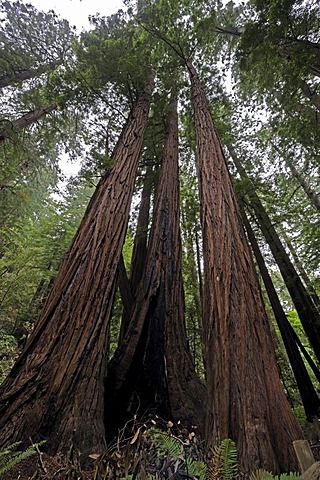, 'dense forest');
0,0,319,478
